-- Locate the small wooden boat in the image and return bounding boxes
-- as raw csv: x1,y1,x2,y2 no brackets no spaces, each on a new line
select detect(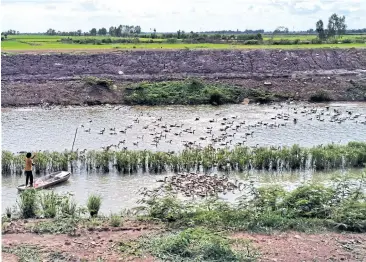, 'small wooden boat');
17,171,71,192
